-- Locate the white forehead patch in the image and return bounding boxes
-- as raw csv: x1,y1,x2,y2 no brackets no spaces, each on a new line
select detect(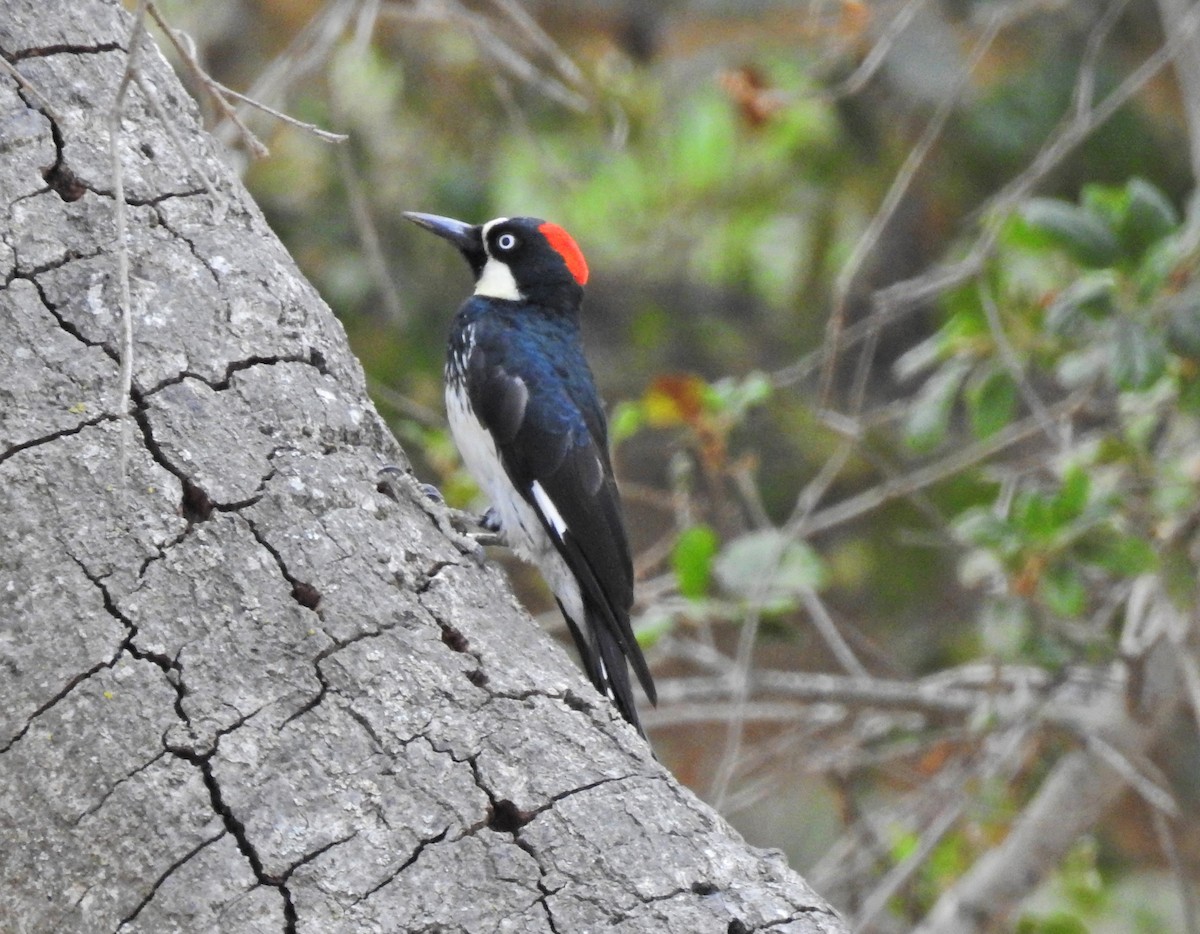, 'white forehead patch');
475,216,521,300
481,217,511,242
